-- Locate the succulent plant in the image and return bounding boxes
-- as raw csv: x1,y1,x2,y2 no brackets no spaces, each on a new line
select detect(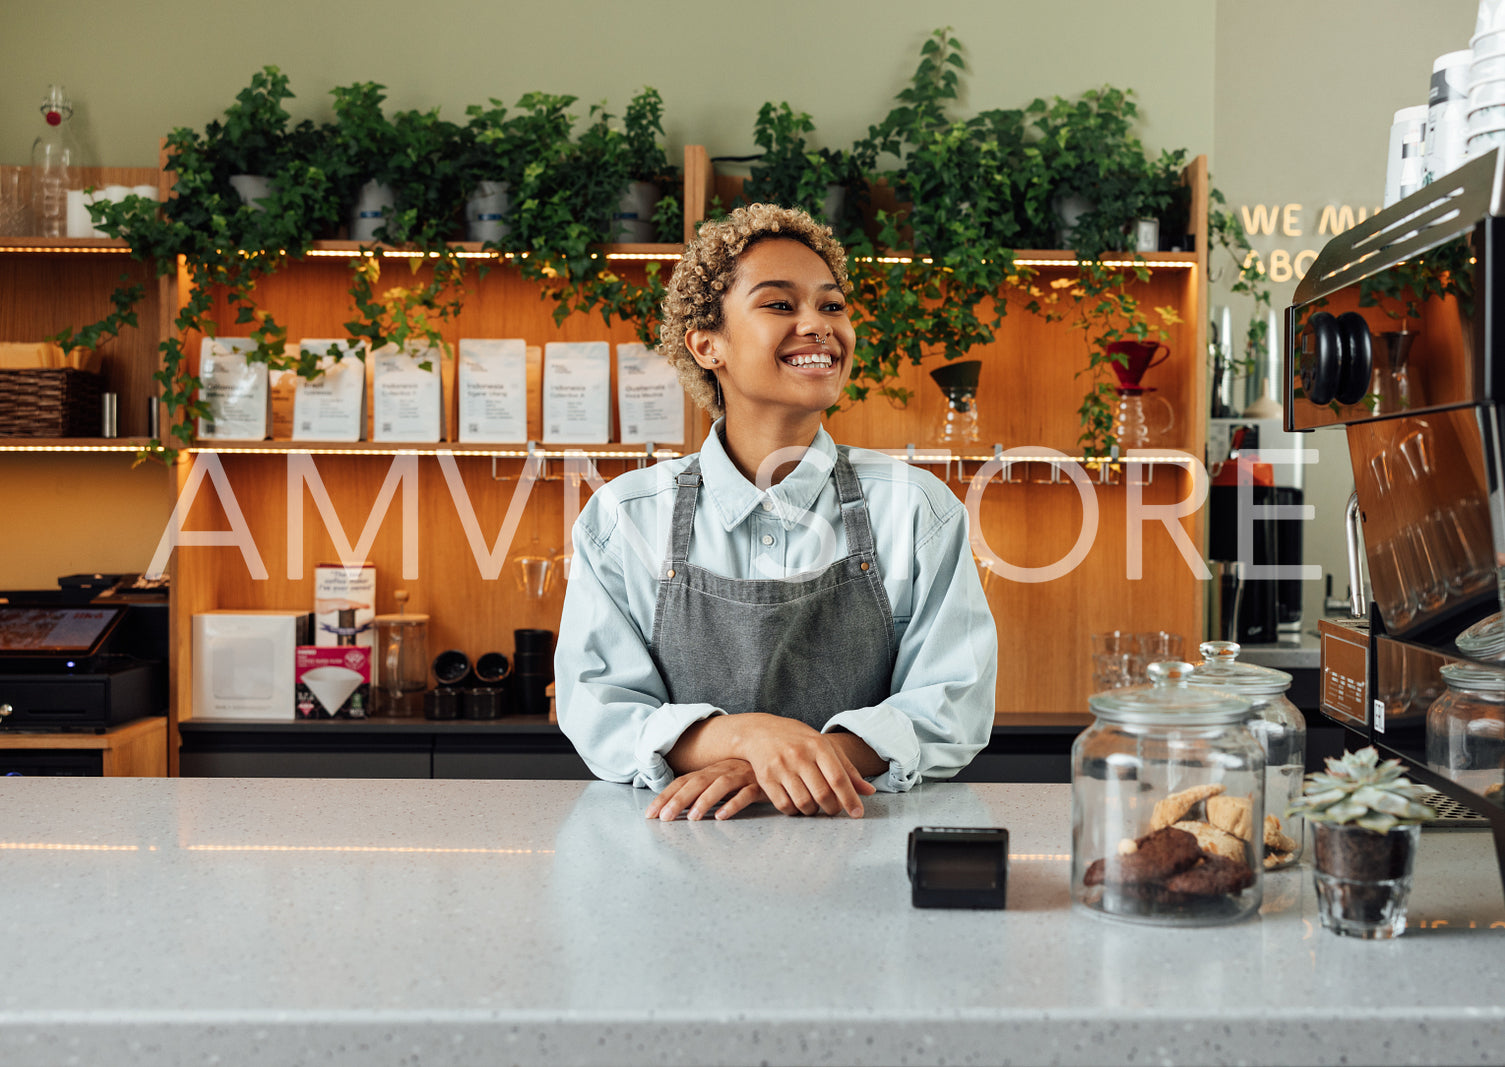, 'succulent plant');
1287,747,1438,833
